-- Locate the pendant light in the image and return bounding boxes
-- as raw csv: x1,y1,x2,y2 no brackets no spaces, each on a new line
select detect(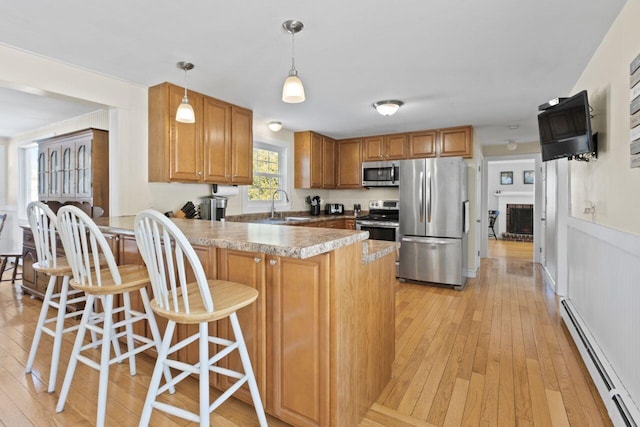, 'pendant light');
176,61,195,123
282,20,305,103
373,100,403,116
